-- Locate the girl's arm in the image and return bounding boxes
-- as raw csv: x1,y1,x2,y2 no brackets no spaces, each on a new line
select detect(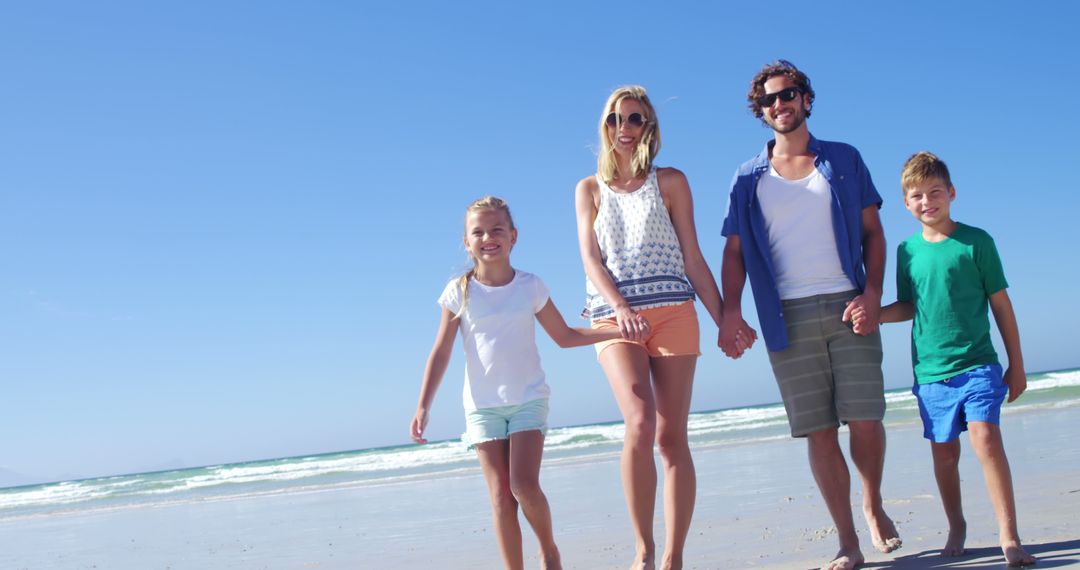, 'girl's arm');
989,289,1027,402
574,176,649,342
535,299,626,348
410,306,460,443
659,168,741,340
